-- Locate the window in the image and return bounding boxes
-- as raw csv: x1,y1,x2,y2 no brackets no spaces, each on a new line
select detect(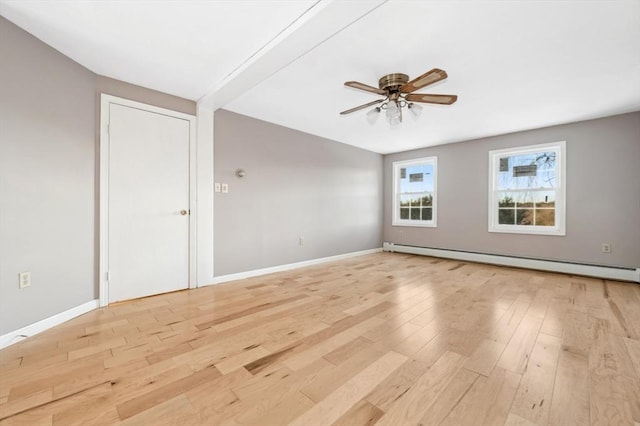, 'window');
488,141,566,235
392,157,437,227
